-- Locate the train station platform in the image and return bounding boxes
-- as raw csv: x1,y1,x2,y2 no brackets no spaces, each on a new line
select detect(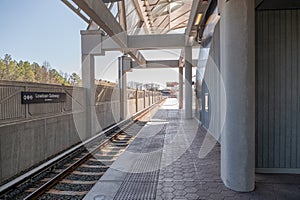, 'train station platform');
84,99,300,200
